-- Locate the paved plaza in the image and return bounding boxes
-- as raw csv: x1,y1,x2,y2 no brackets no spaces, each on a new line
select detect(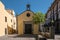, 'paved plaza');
0,34,44,40
0,35,60,40
0,35,36,40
